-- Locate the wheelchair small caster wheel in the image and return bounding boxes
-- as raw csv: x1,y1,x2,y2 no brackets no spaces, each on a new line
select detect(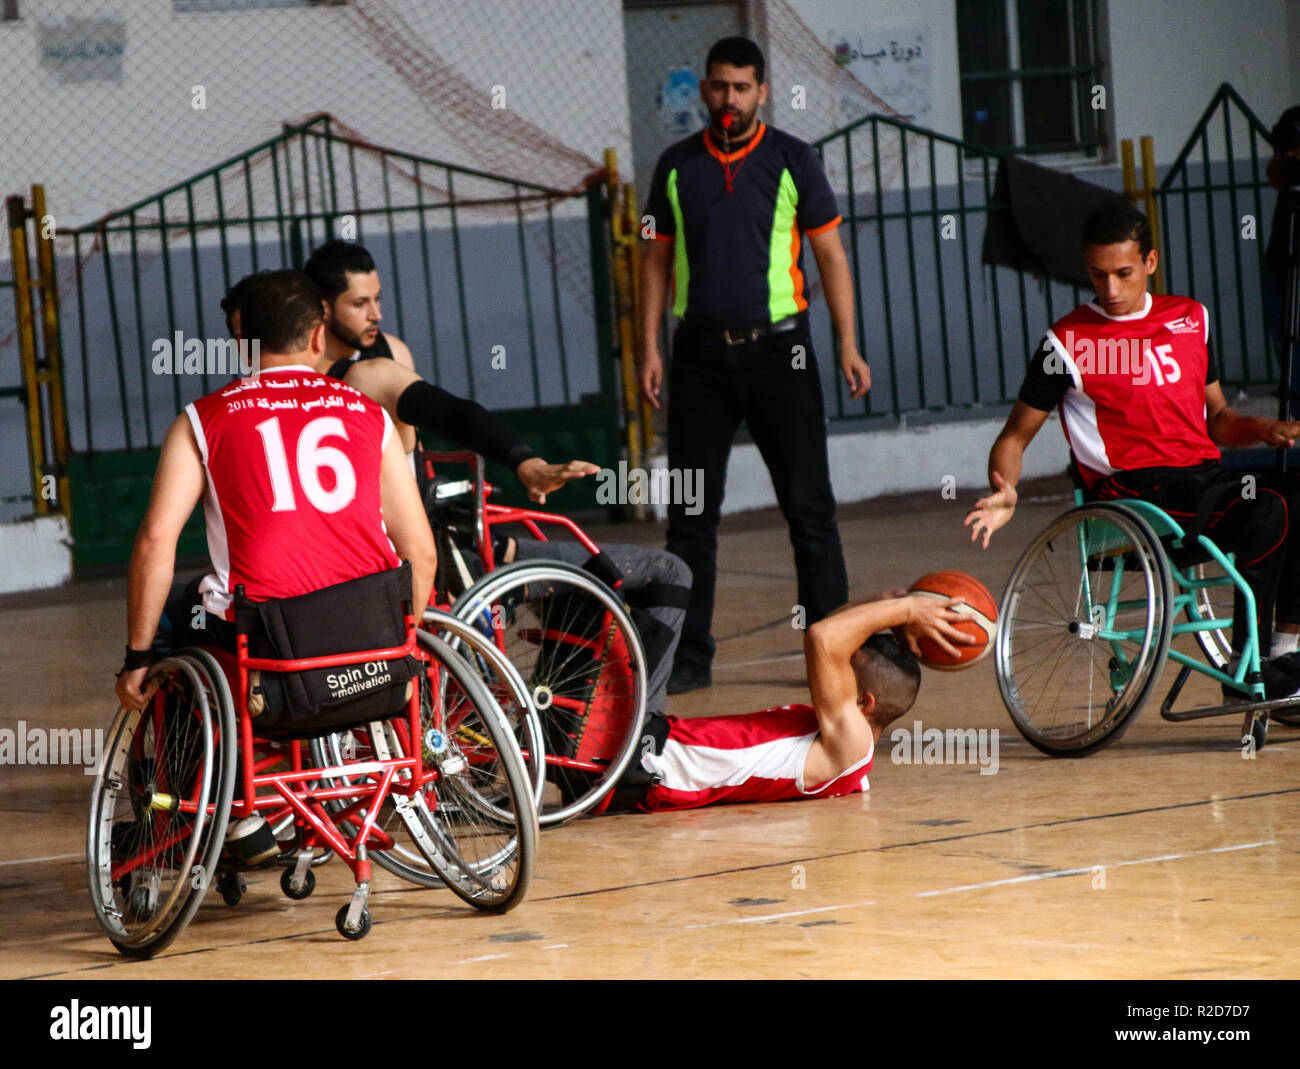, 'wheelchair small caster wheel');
336,904,371,940
218,872,246,907
280,867,316,900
